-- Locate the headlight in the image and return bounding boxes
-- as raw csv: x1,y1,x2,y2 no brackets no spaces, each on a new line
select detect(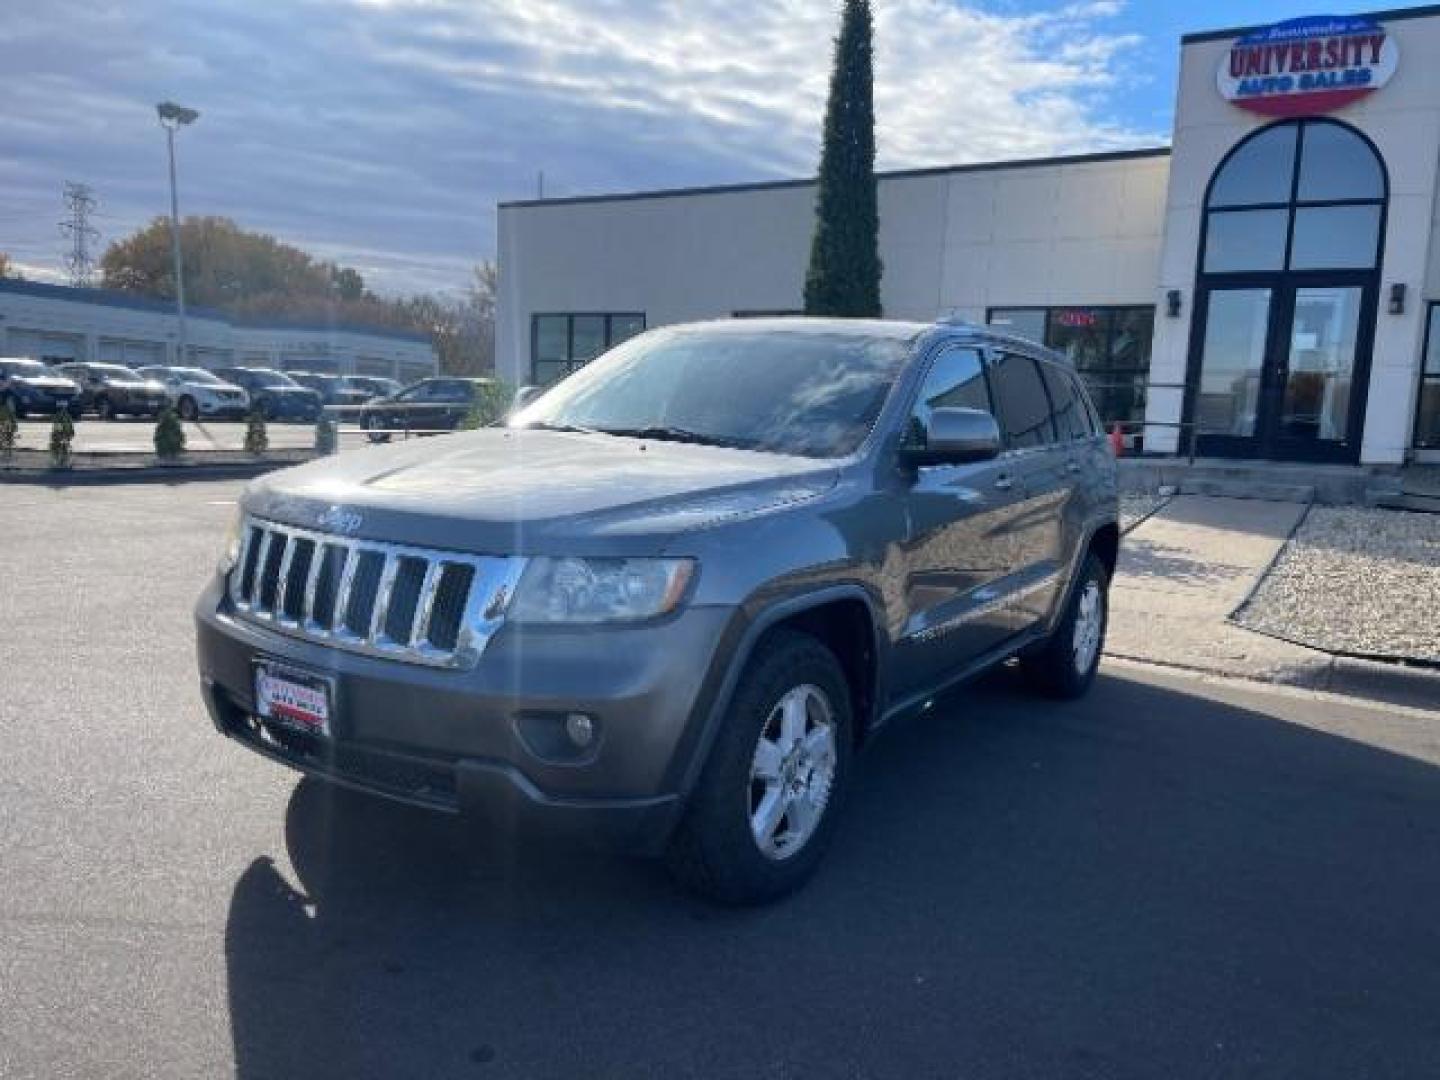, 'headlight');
508,557,694,624
218,510,244,575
